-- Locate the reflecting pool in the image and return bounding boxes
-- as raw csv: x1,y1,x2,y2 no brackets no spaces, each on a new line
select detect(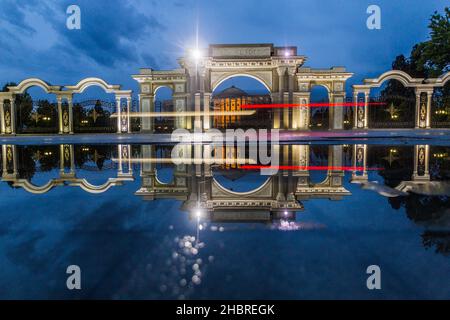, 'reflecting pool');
0,142,449,299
